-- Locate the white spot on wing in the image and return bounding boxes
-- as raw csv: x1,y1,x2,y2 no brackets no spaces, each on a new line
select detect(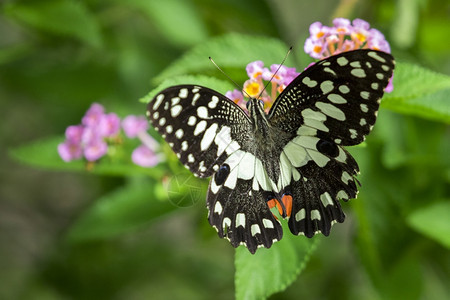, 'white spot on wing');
337,56,348,66
311,210,321,221
175,128,184,139
341,171,353,184
171,97,180,106
200,123,218,151
295,208,305,221
360,104,369,113
197,106,209,119
194,120,207,136
251,224,261,236
178,88,188,98
153,94,164,110
327,93,347,104
368,51,387,63
320,80,334,94
320,192,334,207
315,102,346,121
181,141,188,151
351,68,366,78
360,91,370,100
214,201,223,214
208,96,219,108
262,218,274,229
236,213,246,228
187,116,197,126
192,93,200,105
339,85,350,94
170,105,182,118
302,76,318,87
